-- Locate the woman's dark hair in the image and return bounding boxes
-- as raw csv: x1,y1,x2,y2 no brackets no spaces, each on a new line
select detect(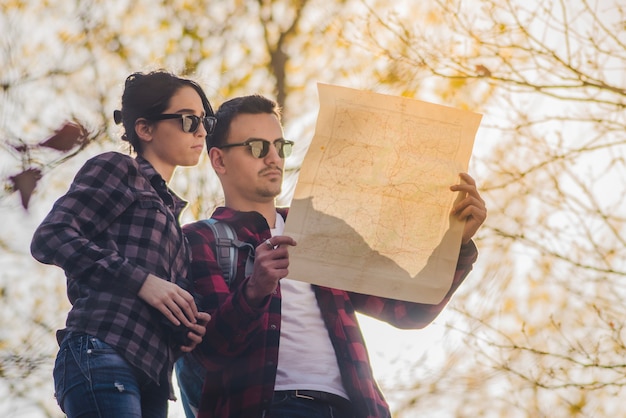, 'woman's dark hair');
113,70,214,153
206,94,281,150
